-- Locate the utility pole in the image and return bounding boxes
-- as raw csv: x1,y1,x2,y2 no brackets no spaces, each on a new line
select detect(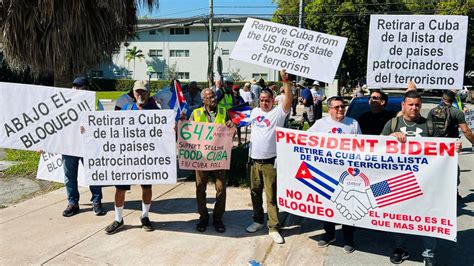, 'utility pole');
298,0,304,29
297,0,304,82
208,0,214,88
